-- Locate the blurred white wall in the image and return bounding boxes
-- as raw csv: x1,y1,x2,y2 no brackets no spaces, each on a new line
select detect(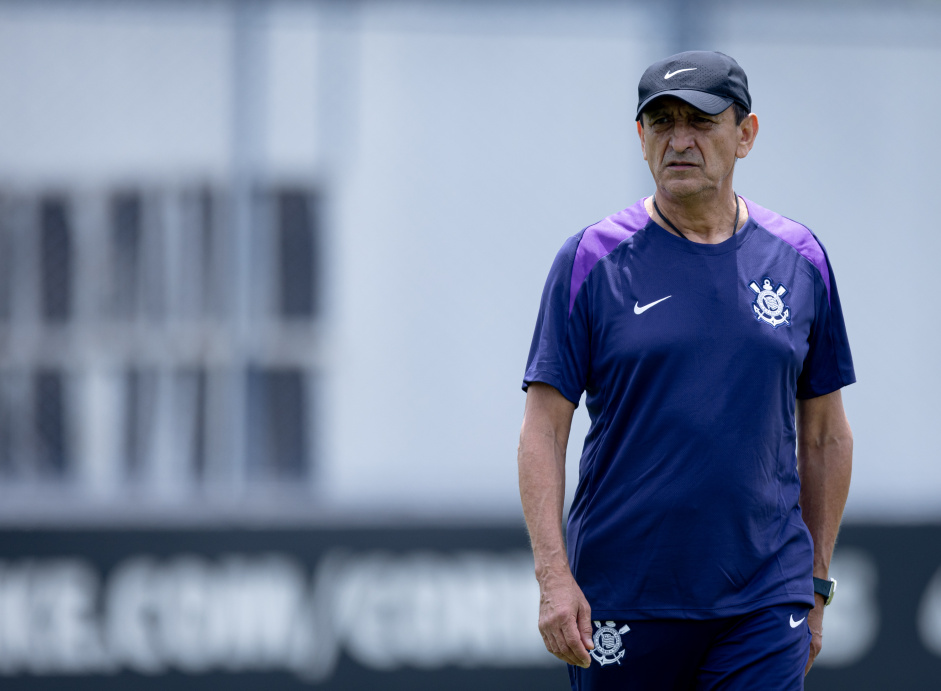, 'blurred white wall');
723,7,941,519
0,0,938,522
0,2,233,181
324,3,650,514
